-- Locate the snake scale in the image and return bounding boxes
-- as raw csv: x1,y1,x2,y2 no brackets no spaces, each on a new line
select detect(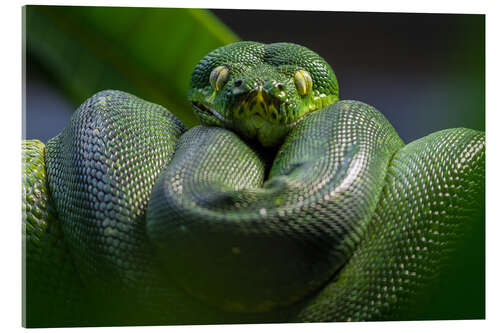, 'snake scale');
22,42,485,327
